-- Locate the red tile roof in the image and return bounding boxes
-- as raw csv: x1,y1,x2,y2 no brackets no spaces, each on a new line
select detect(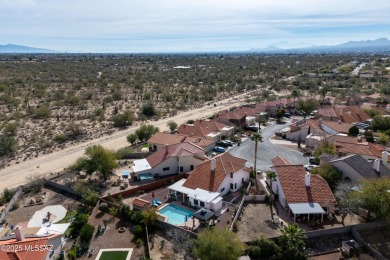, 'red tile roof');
217,110,246,120
146,142,205,168
0,235,59,260
193,119,230,132
271,156,291,166
183,153,247,192
177,124,214,138
317,108,338,118
148,132,186,145
274,165,336,205
322,121,352,134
